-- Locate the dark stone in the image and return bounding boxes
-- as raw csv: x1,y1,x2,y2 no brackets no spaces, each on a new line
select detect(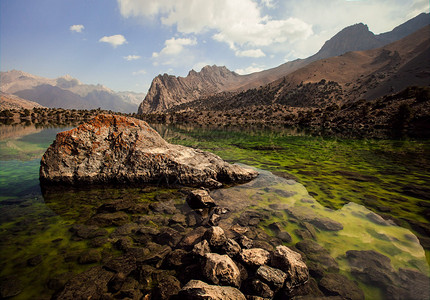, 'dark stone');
202,253,241,287
27,254,43,267
69,224,108,239
114,236,134,251
86,211,129,227
295,240,339,273
319,273,364,300
366,212,392,226
308,217,343,231
178,280,246,300
256,265,287,292
154,227,182,248
238,235,254,249
142,243,172,268
277,231,292,243
108,272,126,293
192,240,211,257
203,226,227,248
54,266,114,299
164,249,193,269
386,268,430,300
89,236,109,248
150,200,177,215
116,277,142,299
270,245,309,291
178,226,207,249
78,249,102,264
244,278,274,298
110,223,139,237
170,213,187,225
251,240,274,252
222,238,242,257
279,277,324,299
0,276,23,298
346,250,395,287
186,189,216,209
153,275,181,300
47,272,74,291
